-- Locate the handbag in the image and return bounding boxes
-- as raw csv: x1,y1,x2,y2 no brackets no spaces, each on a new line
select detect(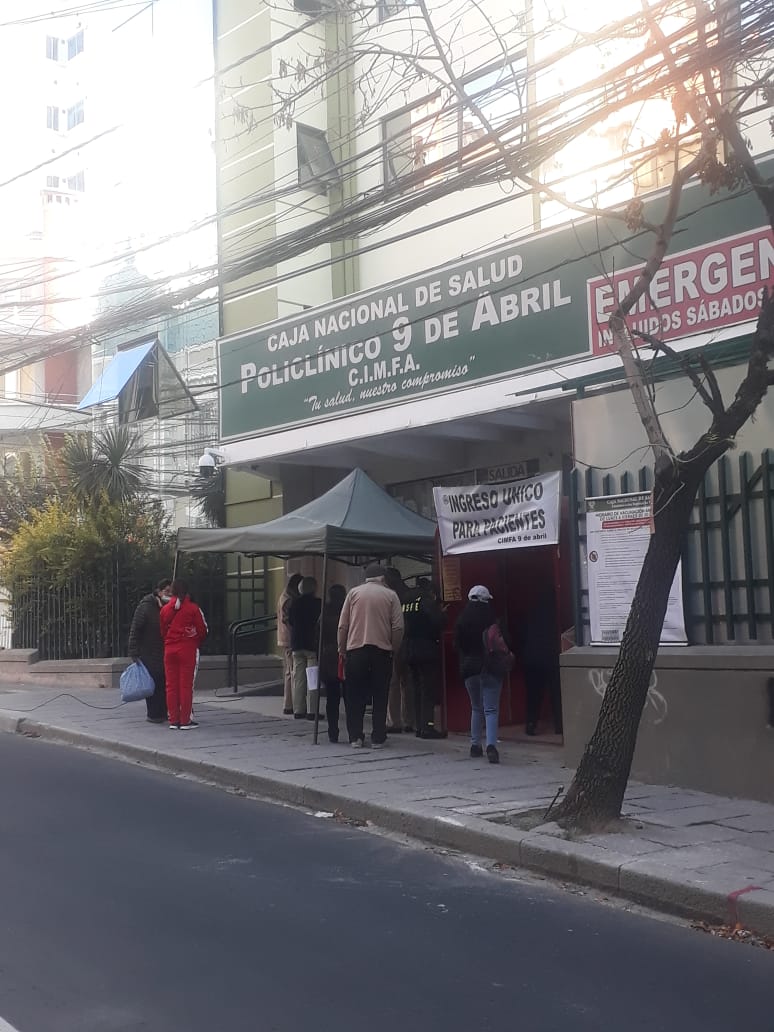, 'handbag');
482,622,515,677
120,660,156,702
